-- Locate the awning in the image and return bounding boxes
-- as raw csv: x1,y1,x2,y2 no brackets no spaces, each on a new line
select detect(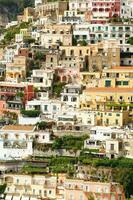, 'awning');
5,195,12,200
